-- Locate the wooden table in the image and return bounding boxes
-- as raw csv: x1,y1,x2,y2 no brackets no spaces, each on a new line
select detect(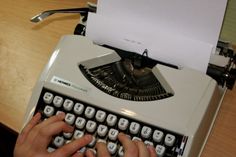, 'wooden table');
0,0,235,156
